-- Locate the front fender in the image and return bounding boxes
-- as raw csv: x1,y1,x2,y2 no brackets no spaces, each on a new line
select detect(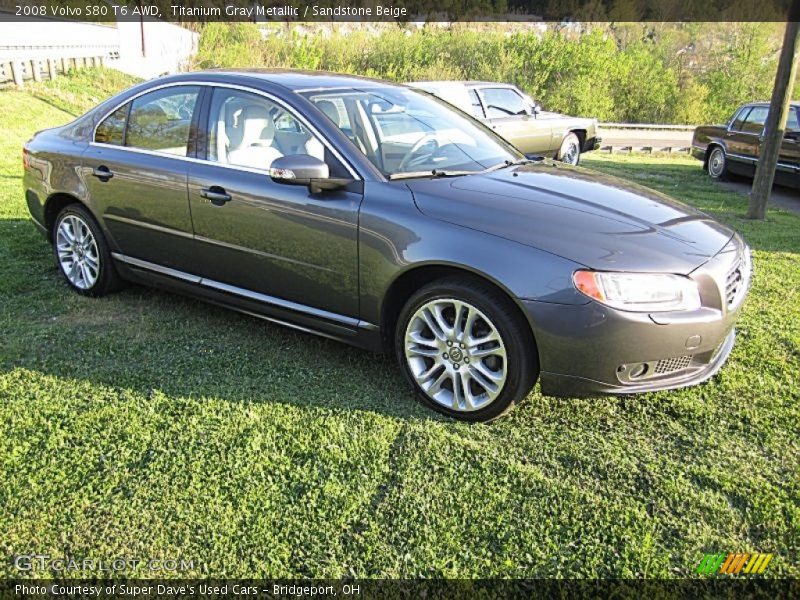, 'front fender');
358,182,587,329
